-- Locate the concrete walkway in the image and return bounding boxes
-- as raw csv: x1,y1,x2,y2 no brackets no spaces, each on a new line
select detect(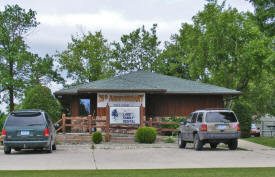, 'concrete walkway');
0,140,274,170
